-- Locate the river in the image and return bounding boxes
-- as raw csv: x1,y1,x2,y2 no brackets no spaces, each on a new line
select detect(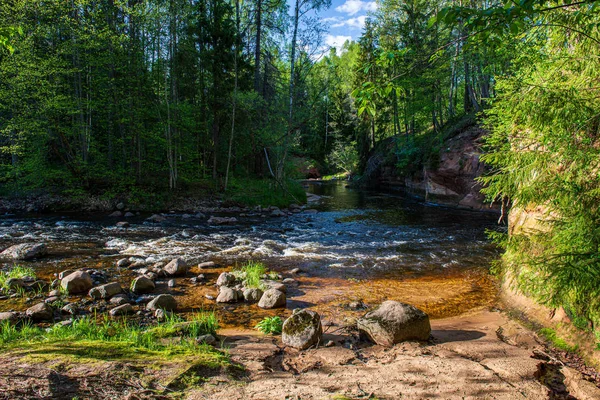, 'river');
0,181,502,328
